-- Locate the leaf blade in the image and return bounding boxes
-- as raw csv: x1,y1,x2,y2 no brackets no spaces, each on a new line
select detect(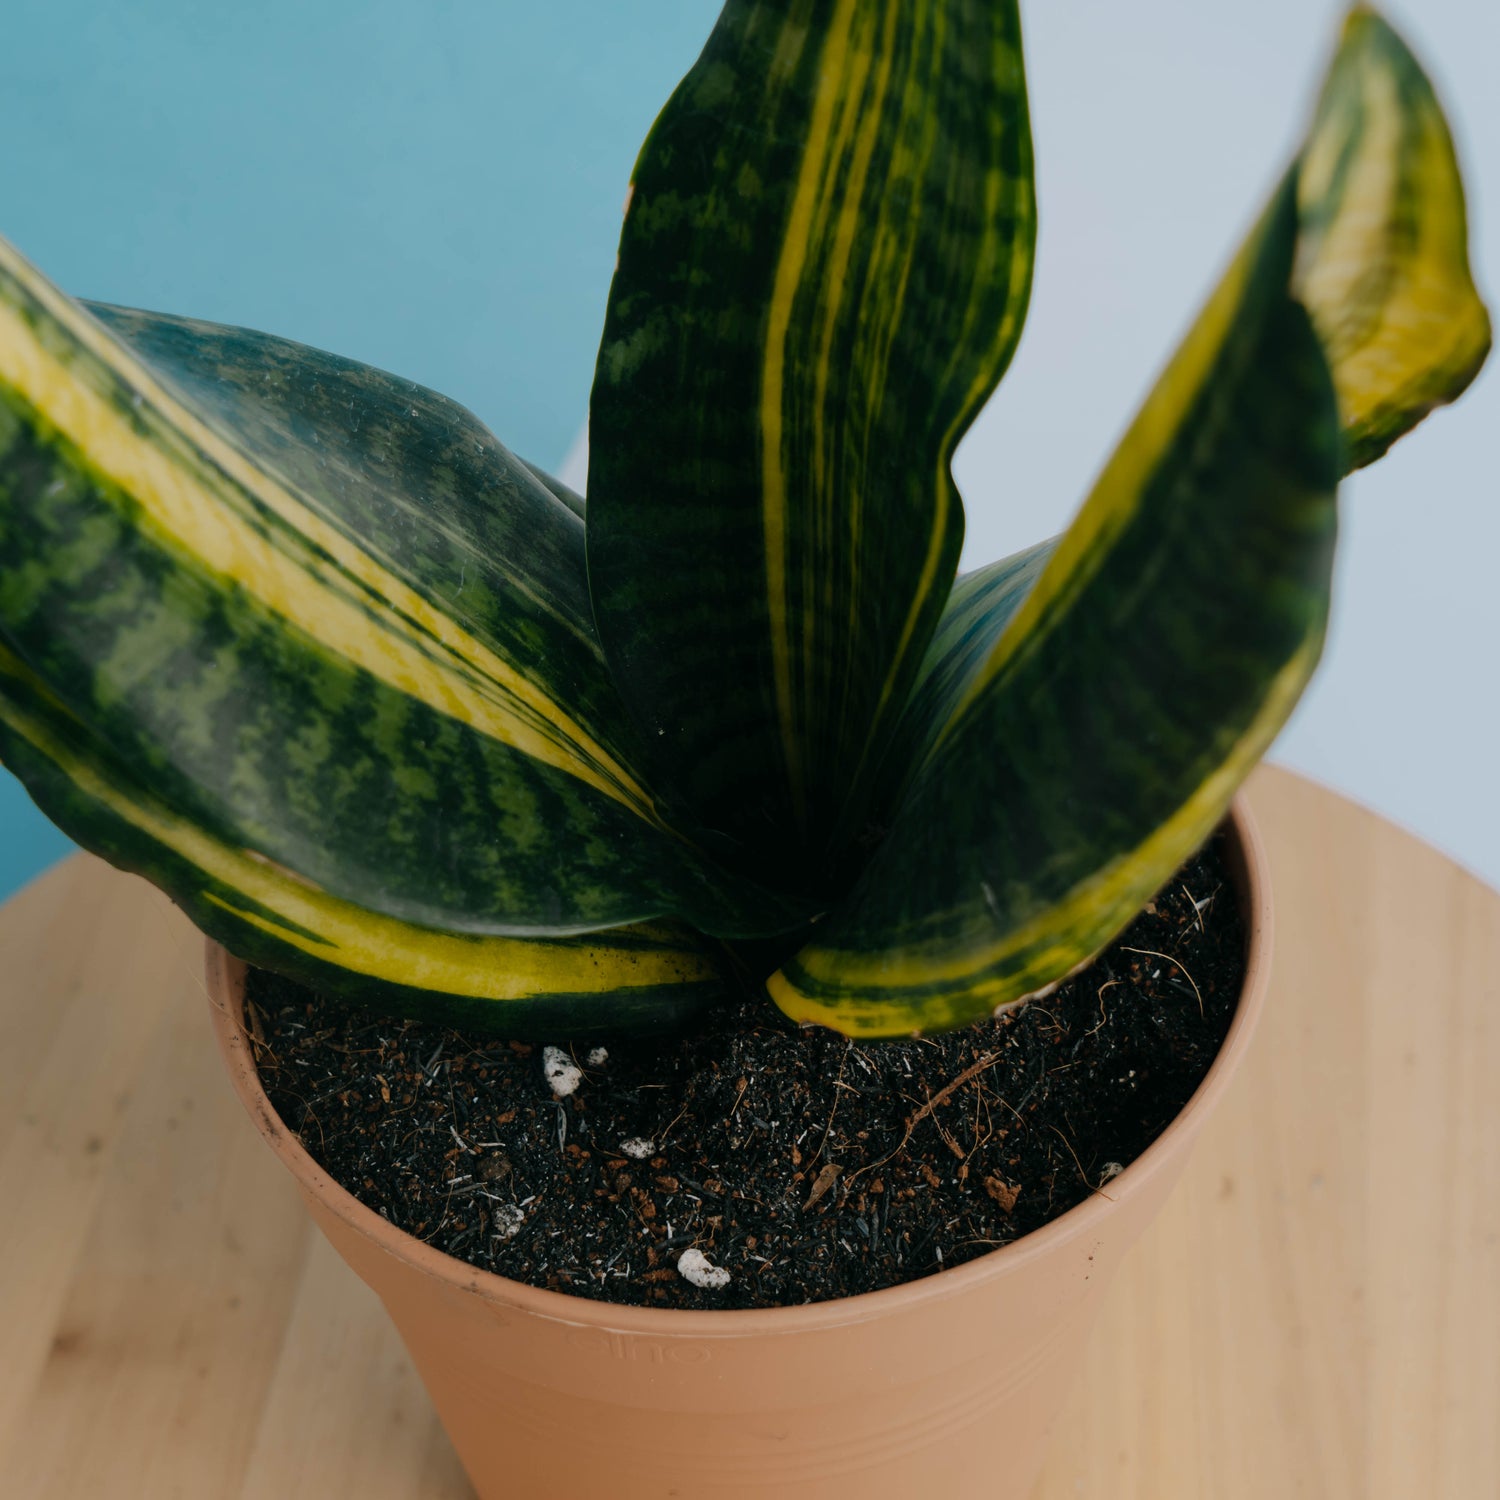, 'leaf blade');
780,6,1492,1039
0,642,721,1035
1295,6,1491,469
870,536,1057,815
771,175,1341,1037
0,241,798,947
587,0,1035,882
